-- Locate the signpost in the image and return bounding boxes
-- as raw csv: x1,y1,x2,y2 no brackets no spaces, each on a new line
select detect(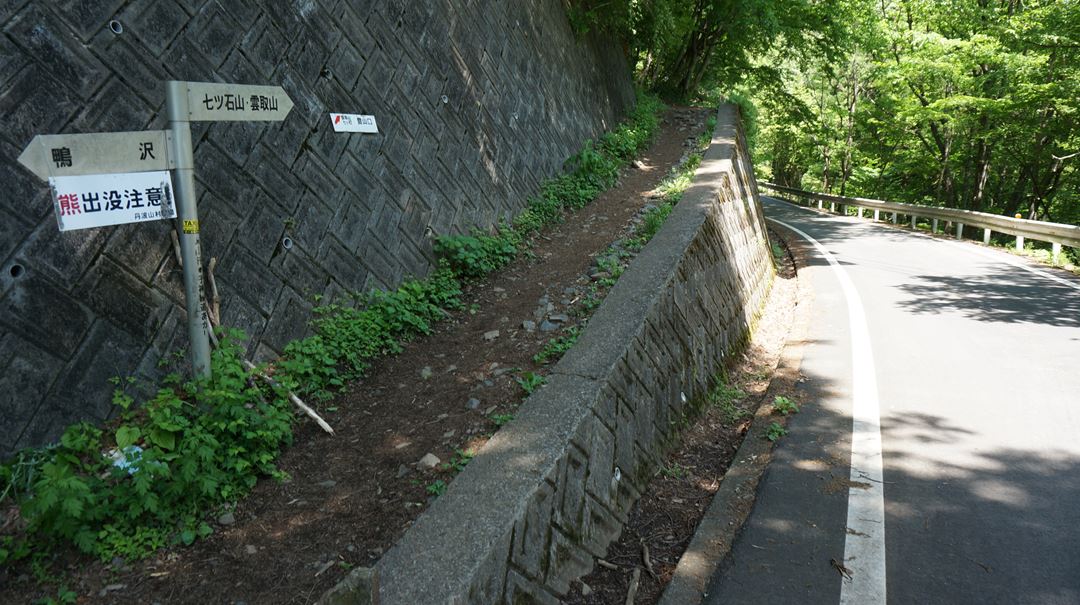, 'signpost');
329,113,378,133
18,80,293,381
165,81,293,378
